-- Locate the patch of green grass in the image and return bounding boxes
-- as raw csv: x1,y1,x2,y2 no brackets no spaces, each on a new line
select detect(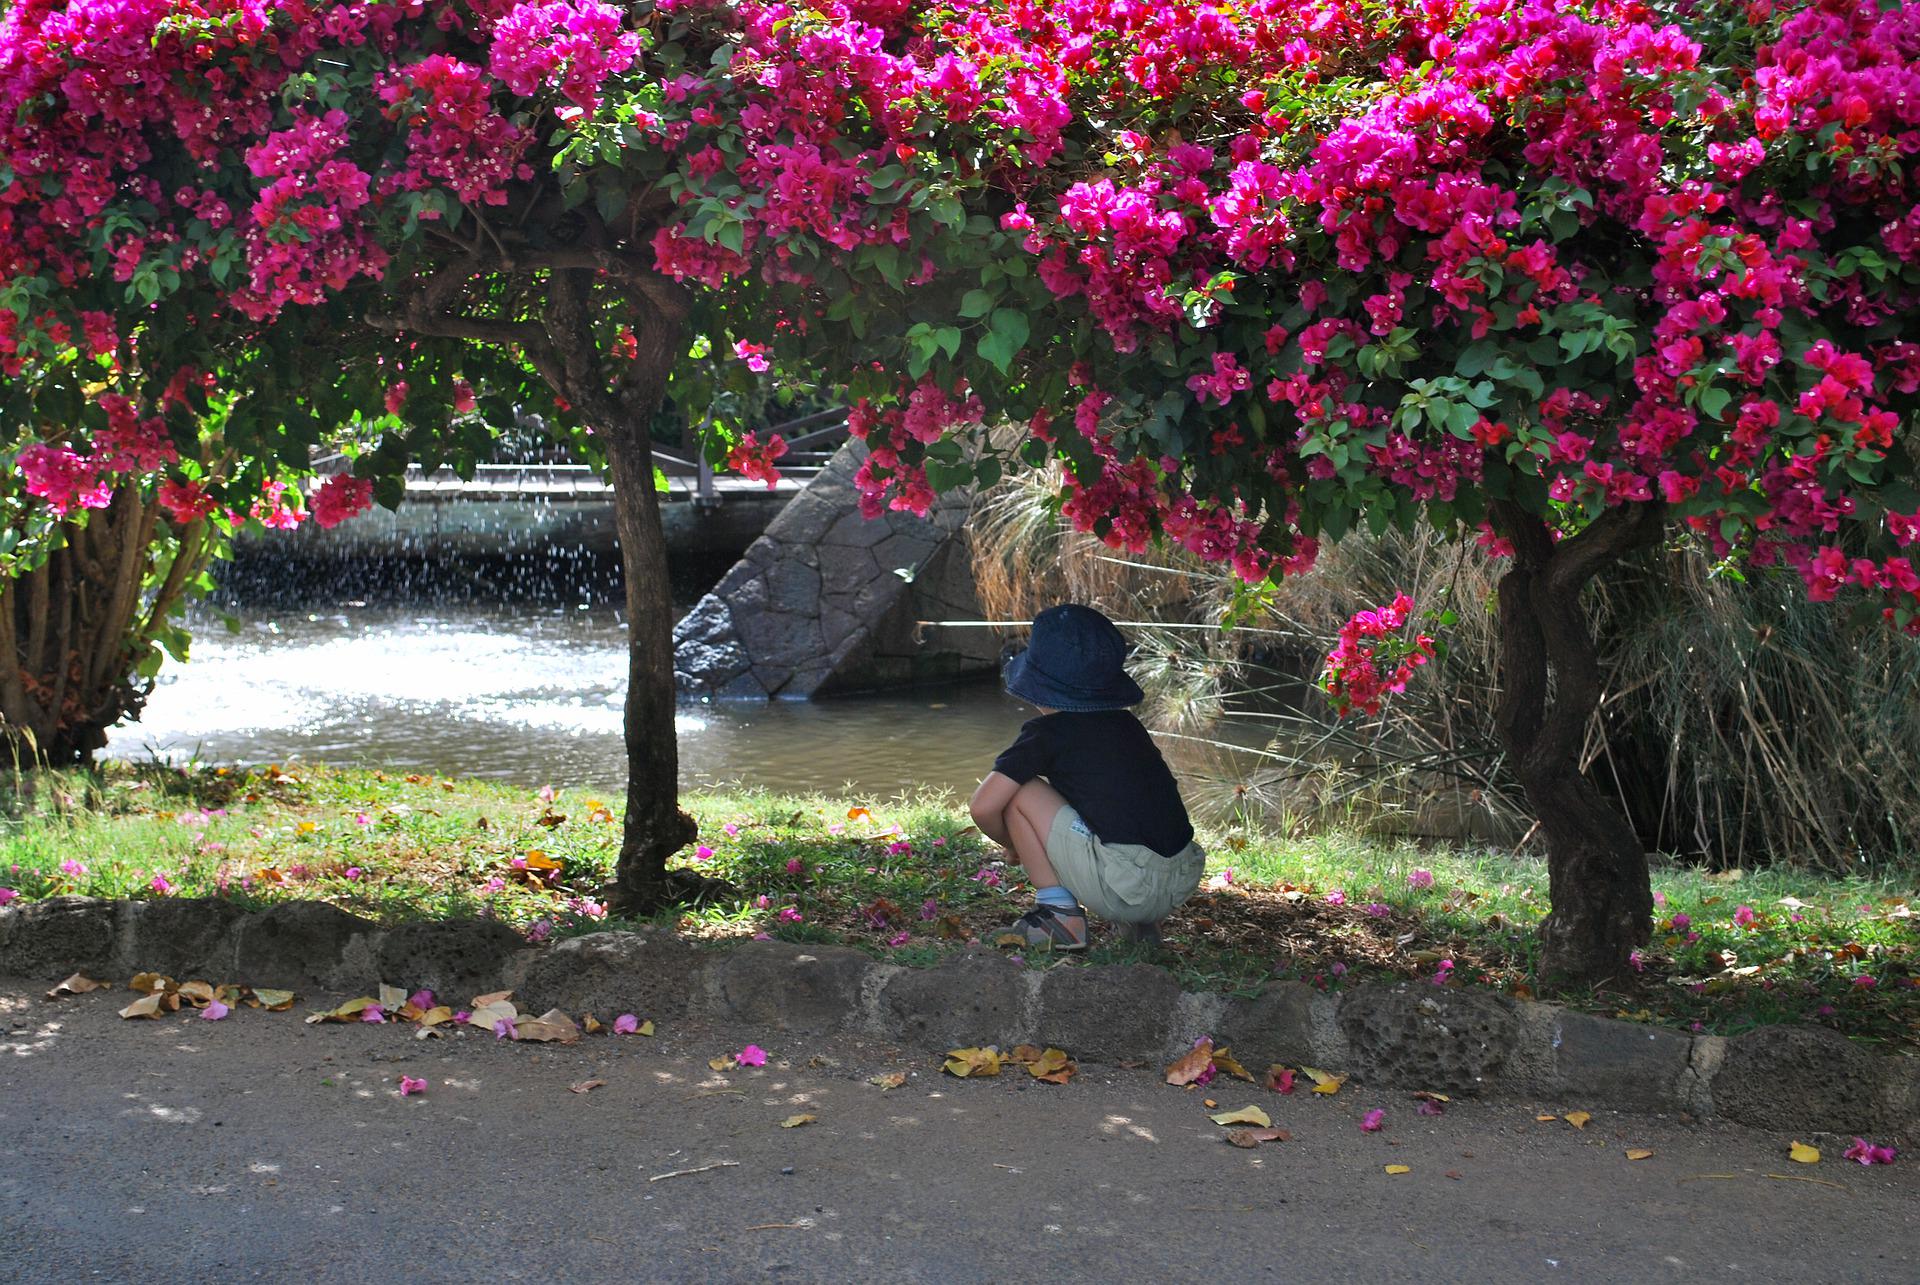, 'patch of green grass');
1,761,1913,1048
